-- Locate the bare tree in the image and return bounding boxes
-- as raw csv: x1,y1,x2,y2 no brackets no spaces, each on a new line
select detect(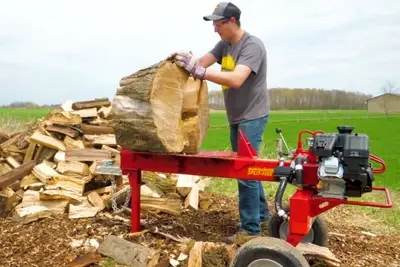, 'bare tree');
380,80,399,115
